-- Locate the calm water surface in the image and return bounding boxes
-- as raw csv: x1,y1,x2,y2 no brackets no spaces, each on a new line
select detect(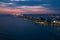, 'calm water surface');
0,14,60,40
